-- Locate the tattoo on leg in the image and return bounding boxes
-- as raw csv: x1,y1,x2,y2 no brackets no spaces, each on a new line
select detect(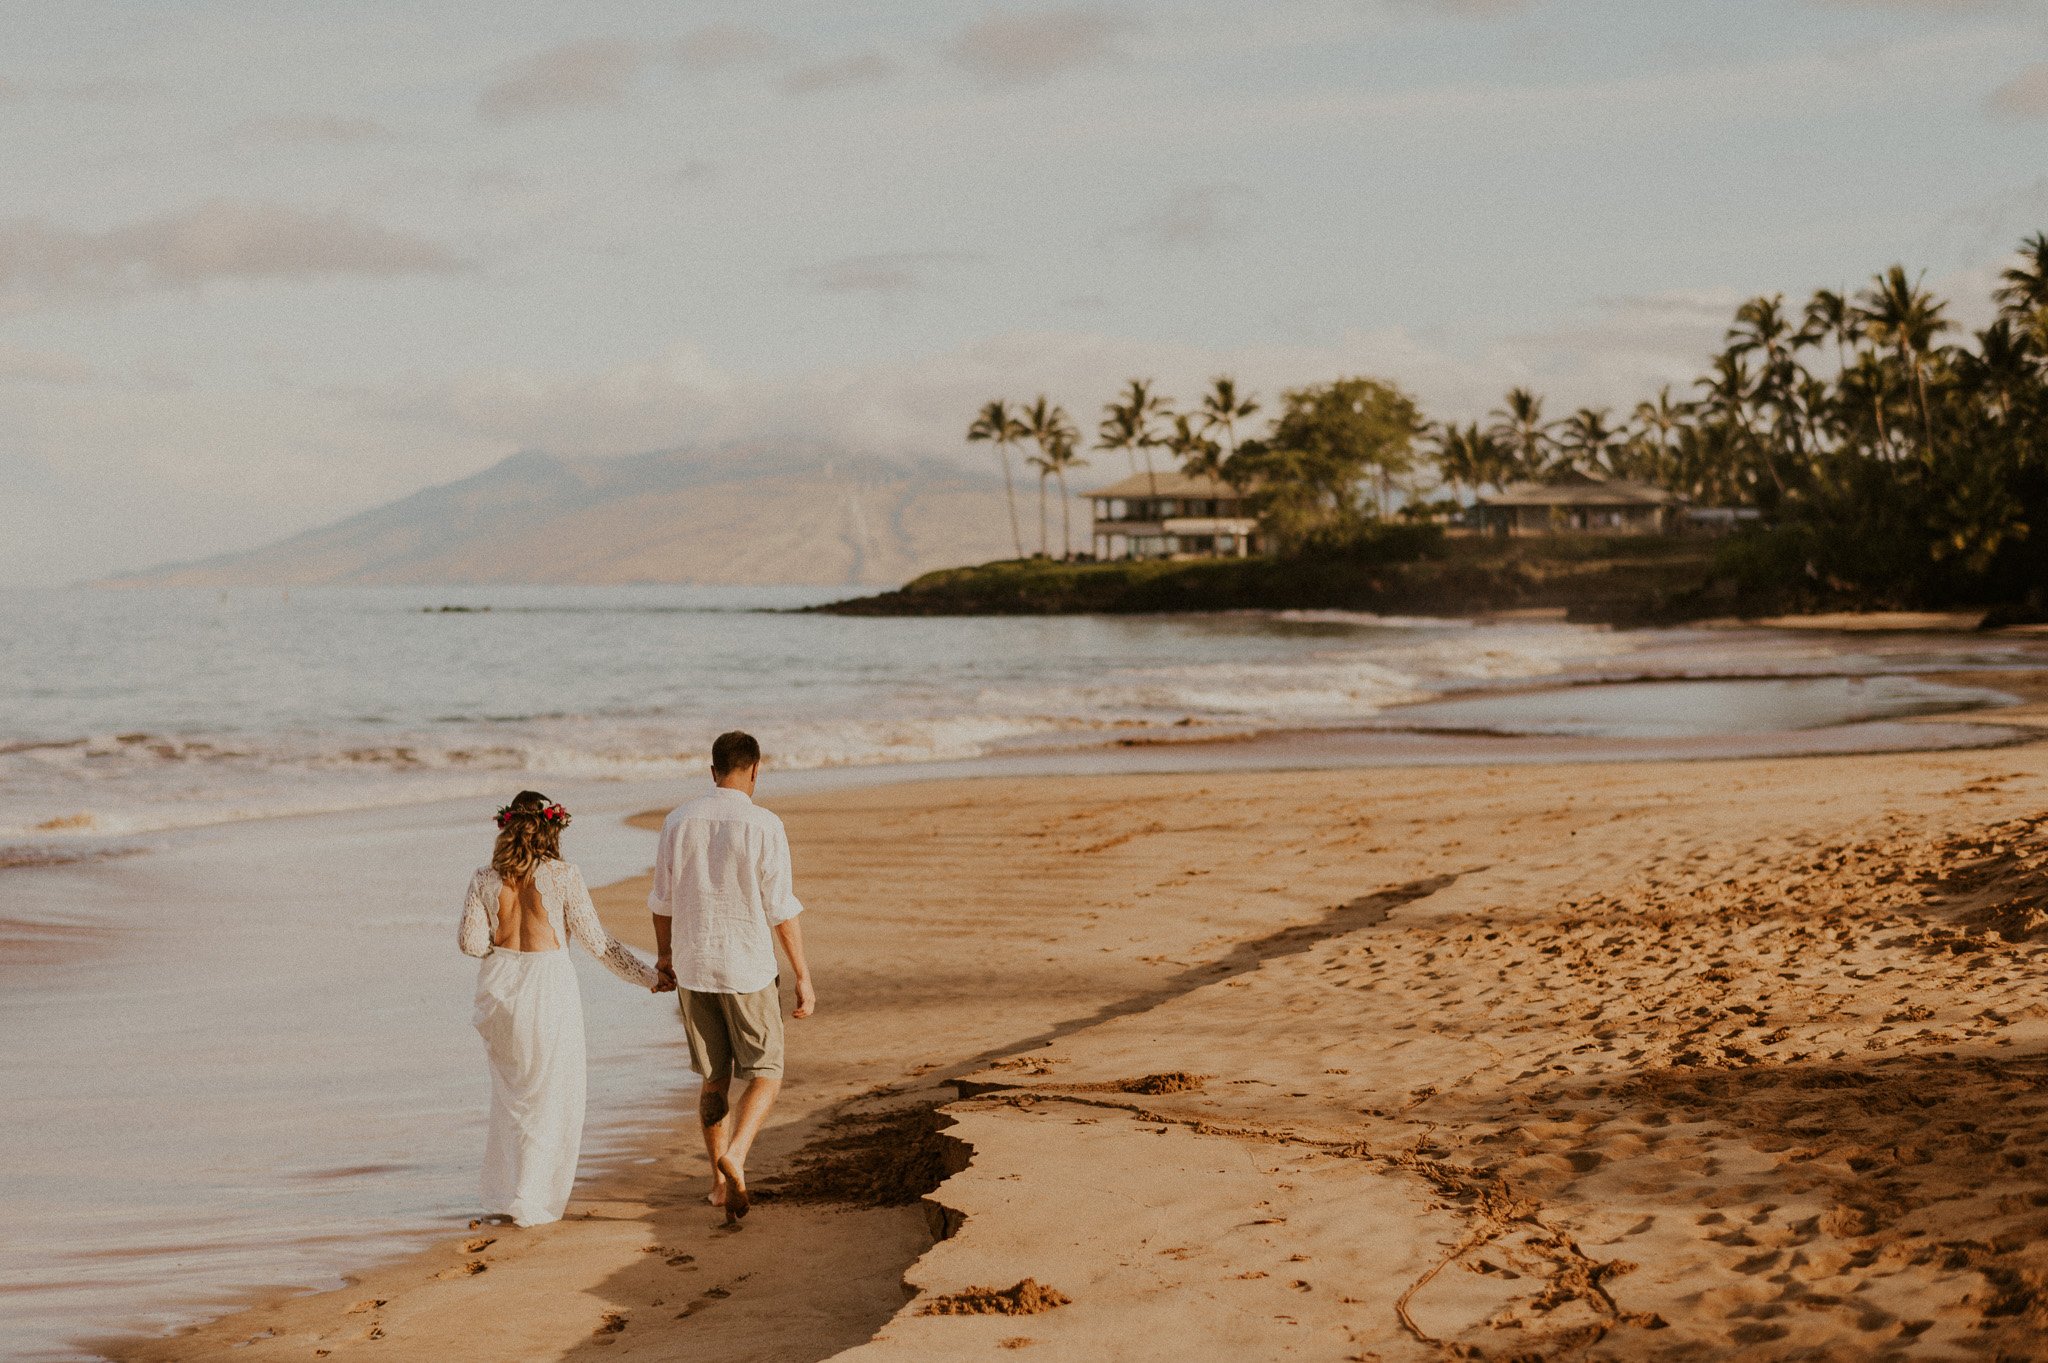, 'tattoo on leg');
701,1090,729,1127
